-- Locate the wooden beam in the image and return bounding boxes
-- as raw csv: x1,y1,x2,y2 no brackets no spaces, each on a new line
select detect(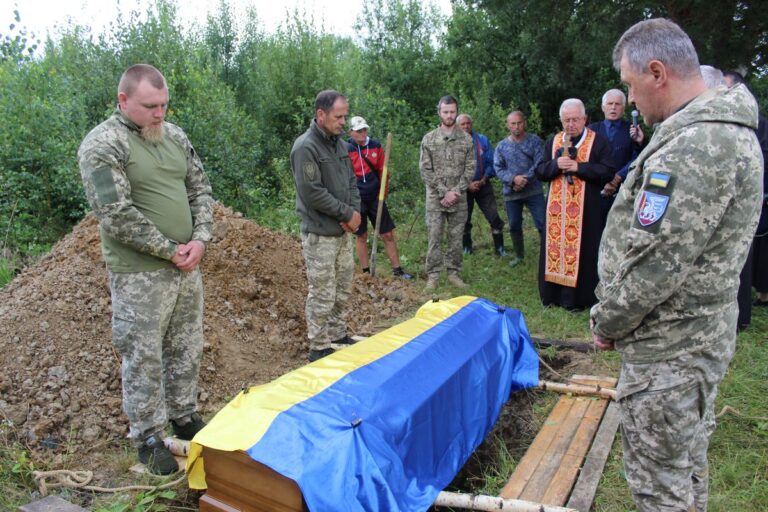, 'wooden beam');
566,400,622,511
499,398,575,498
434,491,579,511
541,399,607,505
517,398,591,503
538,380,617,401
